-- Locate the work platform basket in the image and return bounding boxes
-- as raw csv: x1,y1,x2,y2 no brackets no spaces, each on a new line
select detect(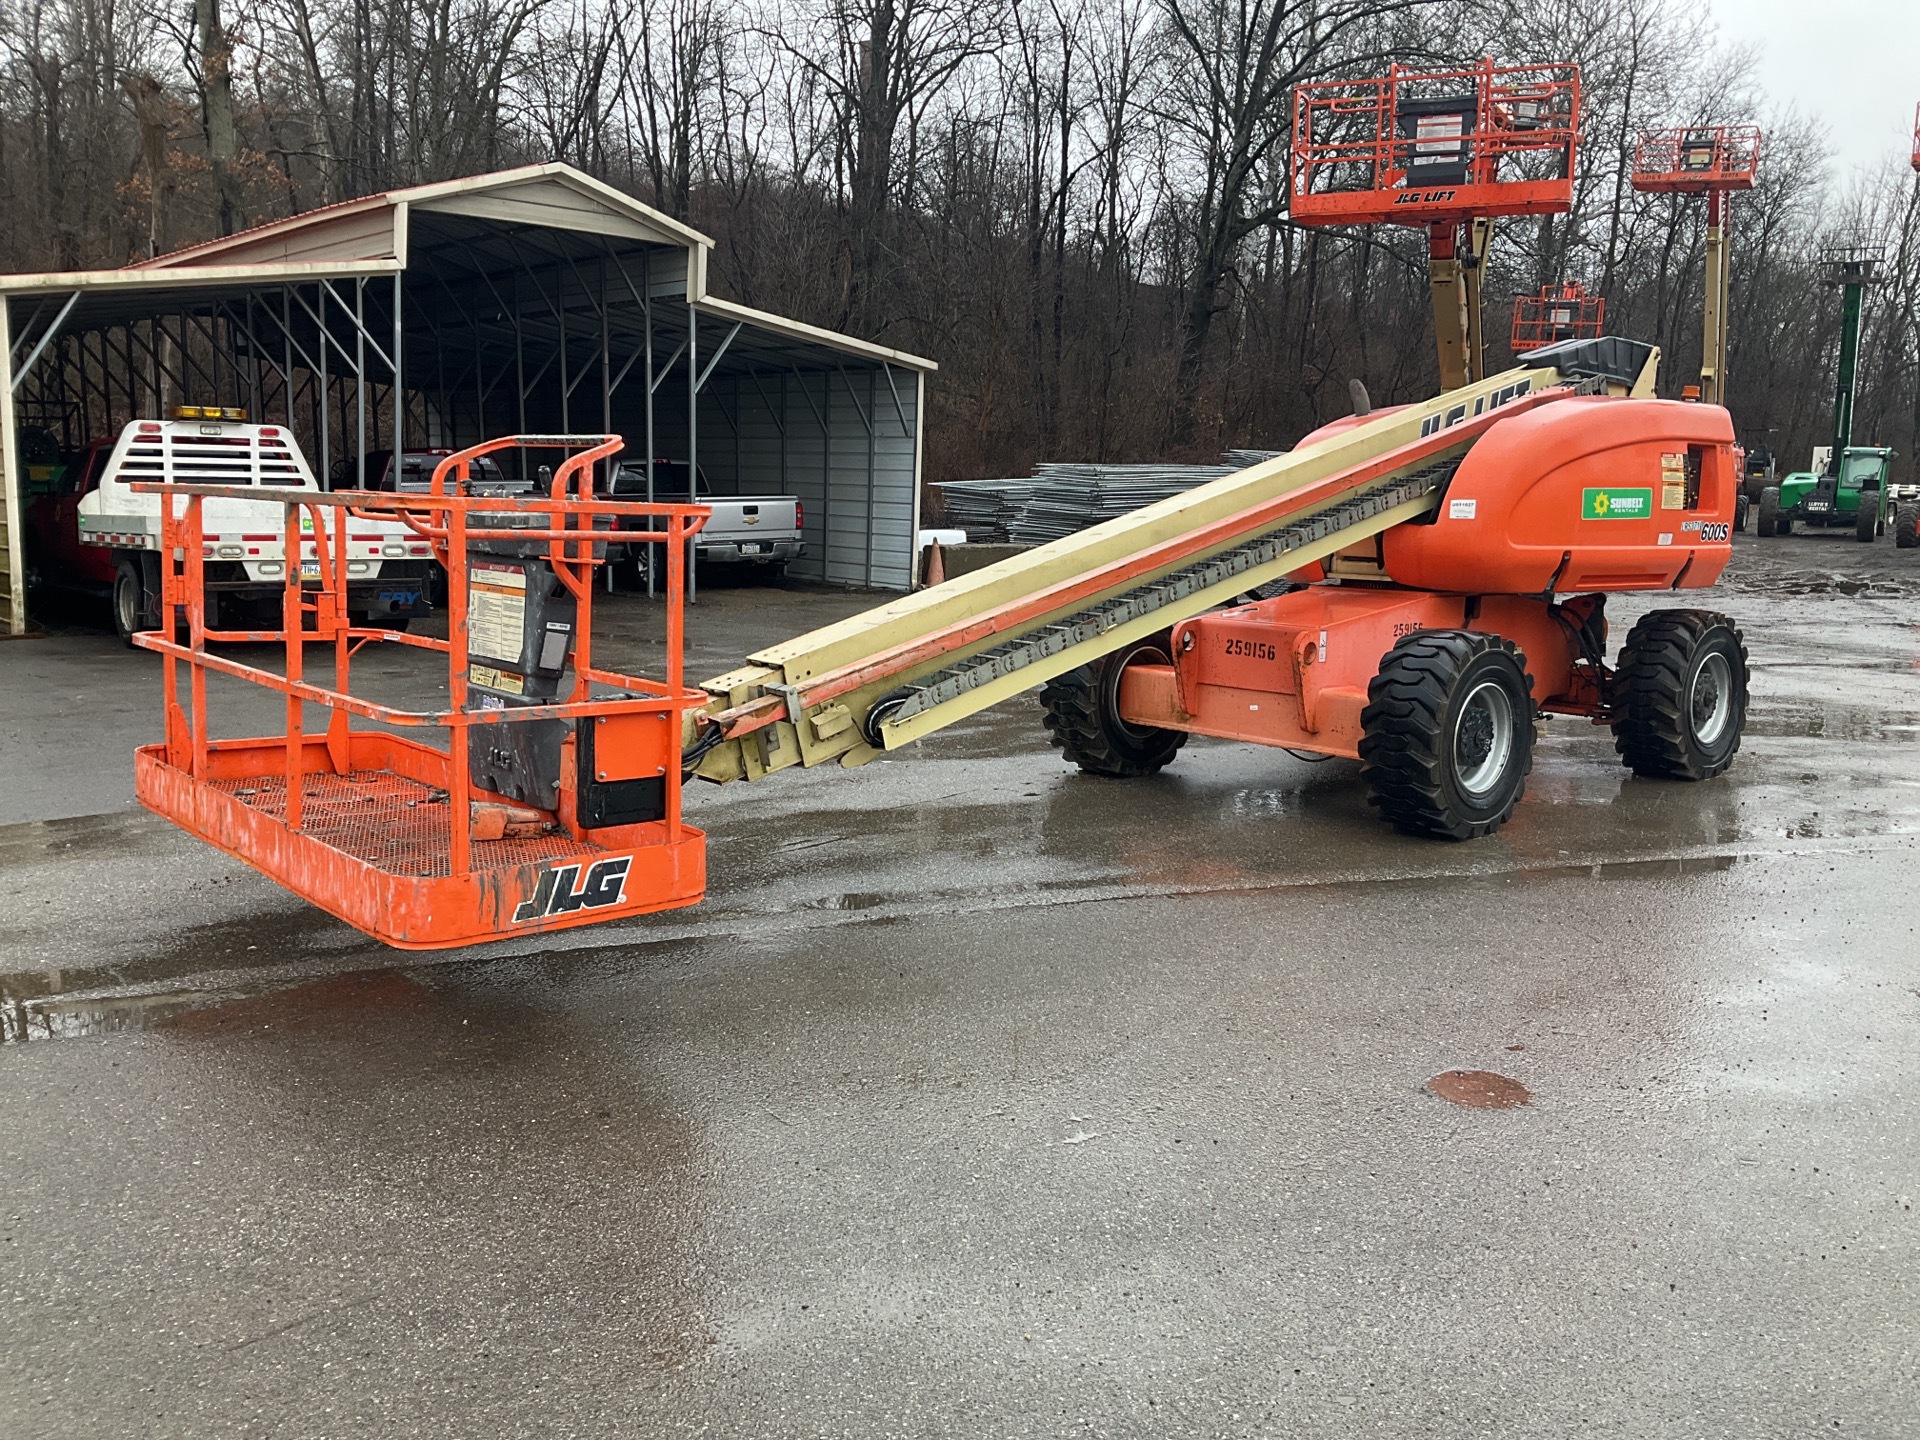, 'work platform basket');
1511,282,1605,353
1289,60,1579,226
1630,126,1761,194
131,435,711,949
